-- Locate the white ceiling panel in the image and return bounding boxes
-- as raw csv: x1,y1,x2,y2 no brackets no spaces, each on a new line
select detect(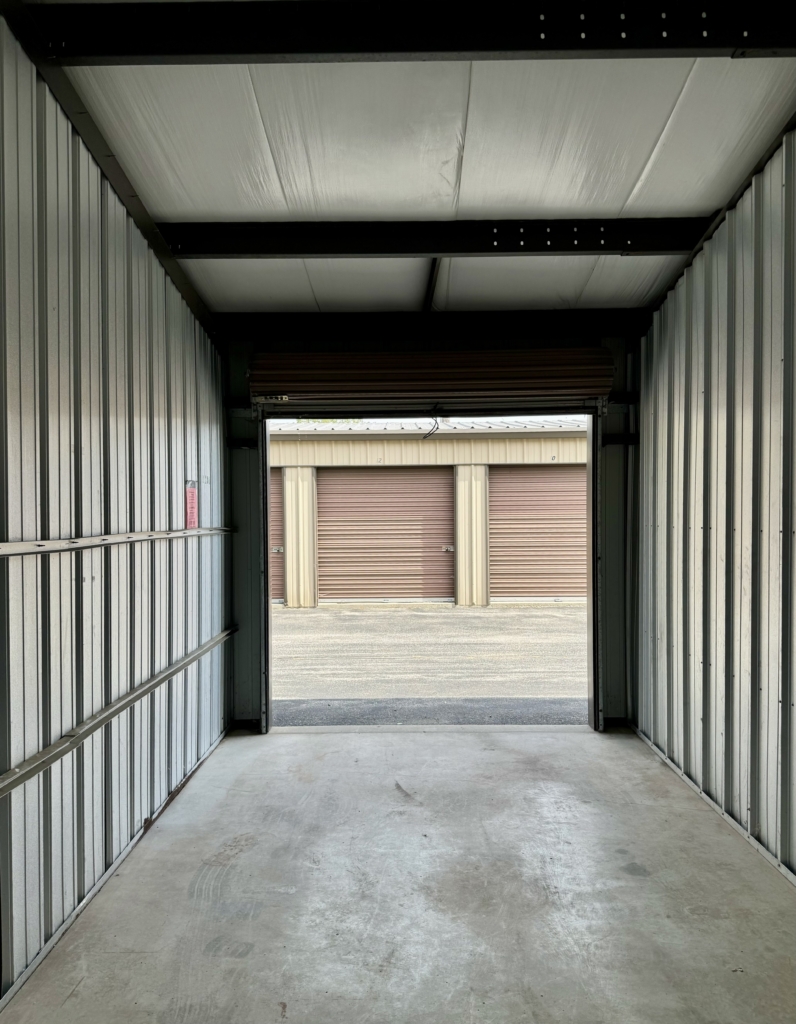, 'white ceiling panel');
68,66,289,220
434,255,681,311
180,259,319,312
247,64,470,219
457,59,696,218
181,258,430,312
69,63,470,221
68,54,796,313
433,256,598,311
304,258,430,311
577,256,686,308
69,57,796,227
623,59,796,215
